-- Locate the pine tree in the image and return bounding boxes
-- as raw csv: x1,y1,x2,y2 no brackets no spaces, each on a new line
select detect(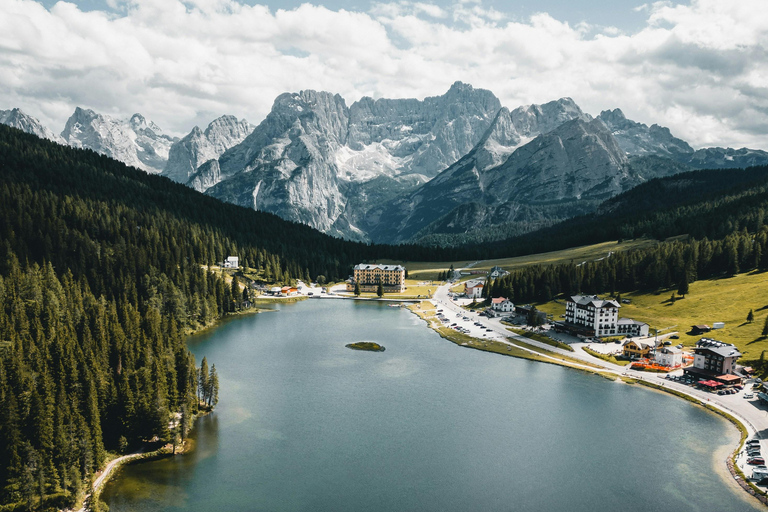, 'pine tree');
677,273,689,297
763,315,768,336
748,309,755,323
376,281,383,298
208,365,219,408
354,281,360,296
199,357,209,406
